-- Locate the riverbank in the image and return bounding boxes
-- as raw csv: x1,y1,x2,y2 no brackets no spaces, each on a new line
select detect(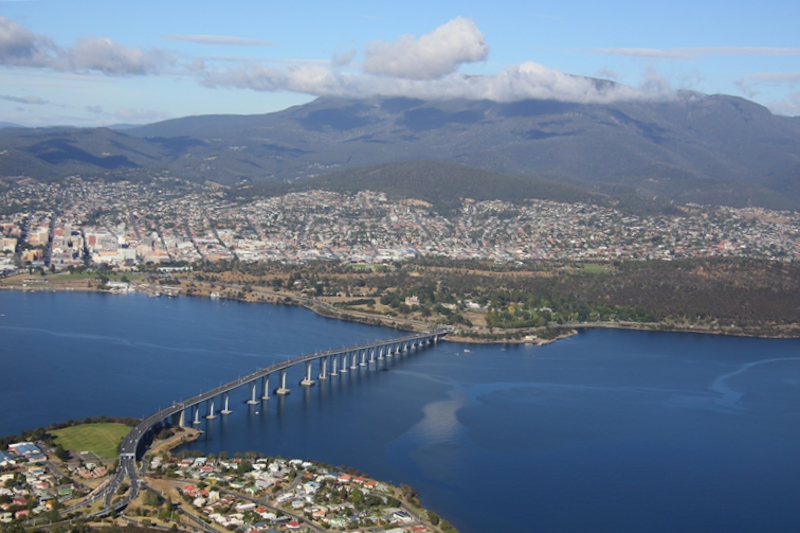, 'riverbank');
4,272,800,344
0,277,580,344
